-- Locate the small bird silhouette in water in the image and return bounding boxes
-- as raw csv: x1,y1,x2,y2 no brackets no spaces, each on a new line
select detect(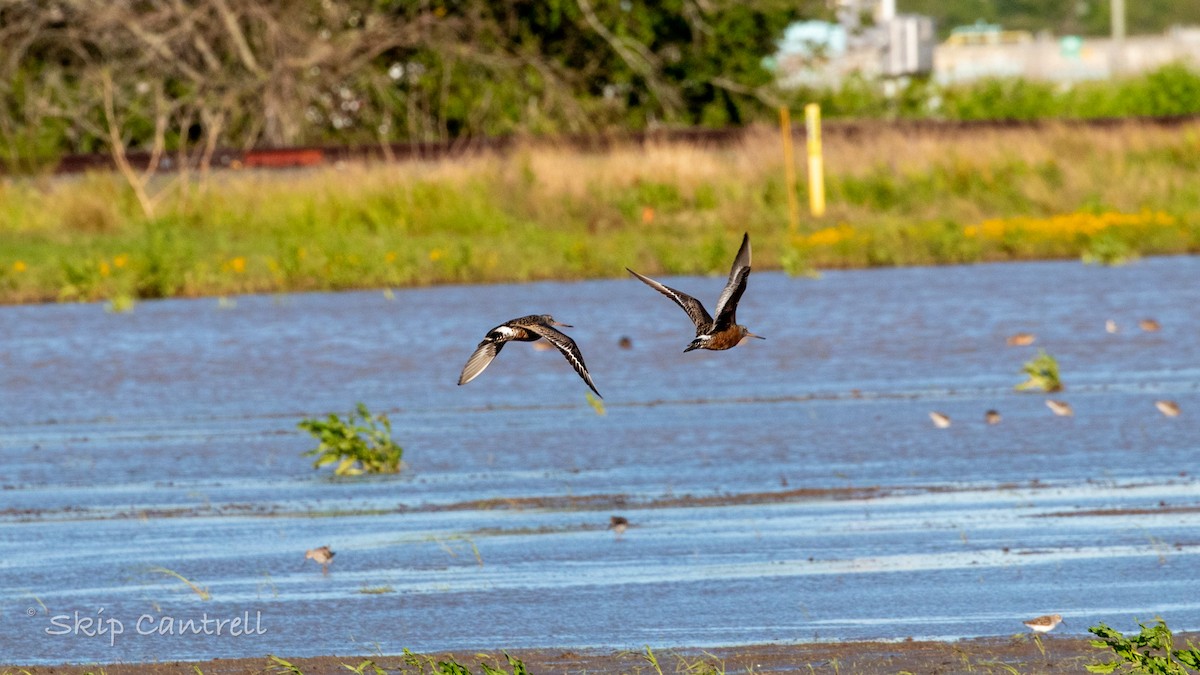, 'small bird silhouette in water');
1006,332,1036,346
1139,318,1161,332
608,515,629,538
458,315,601,397
305,545,335,575
627,232,763,352
985,409,1002,425
1023,613,1063,633
1046,400,1074,417
929,411,952,428
1156,400,1181,417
